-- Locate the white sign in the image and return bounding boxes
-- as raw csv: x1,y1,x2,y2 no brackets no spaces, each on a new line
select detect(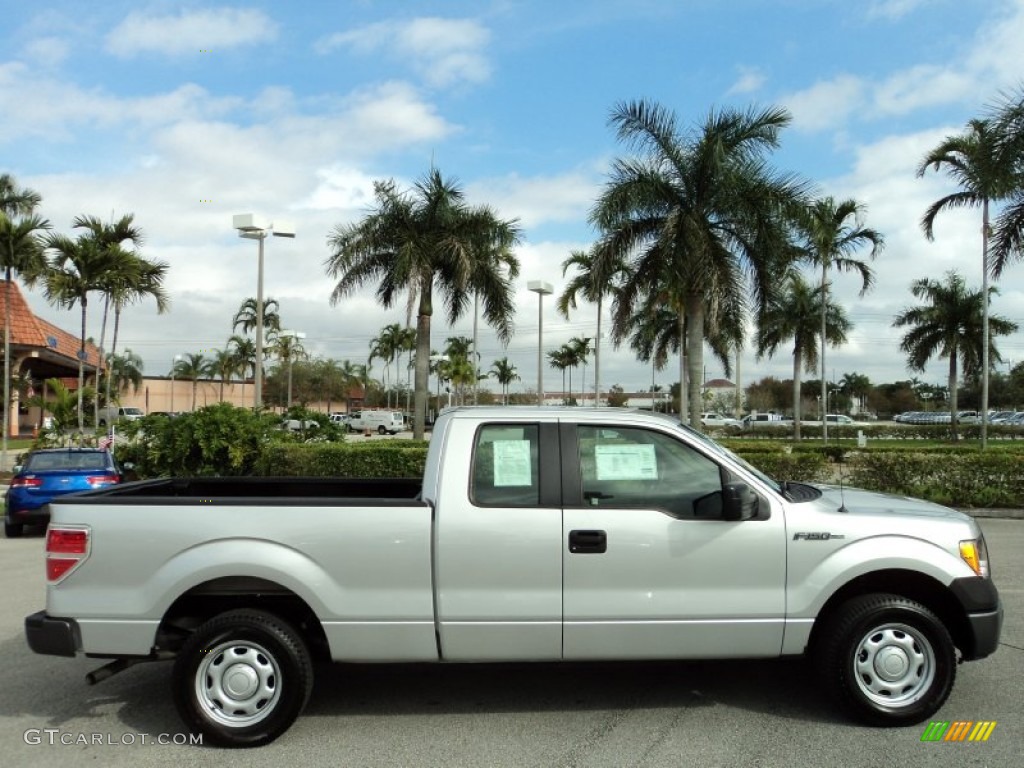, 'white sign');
493,440,532,487
594,444,658,481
